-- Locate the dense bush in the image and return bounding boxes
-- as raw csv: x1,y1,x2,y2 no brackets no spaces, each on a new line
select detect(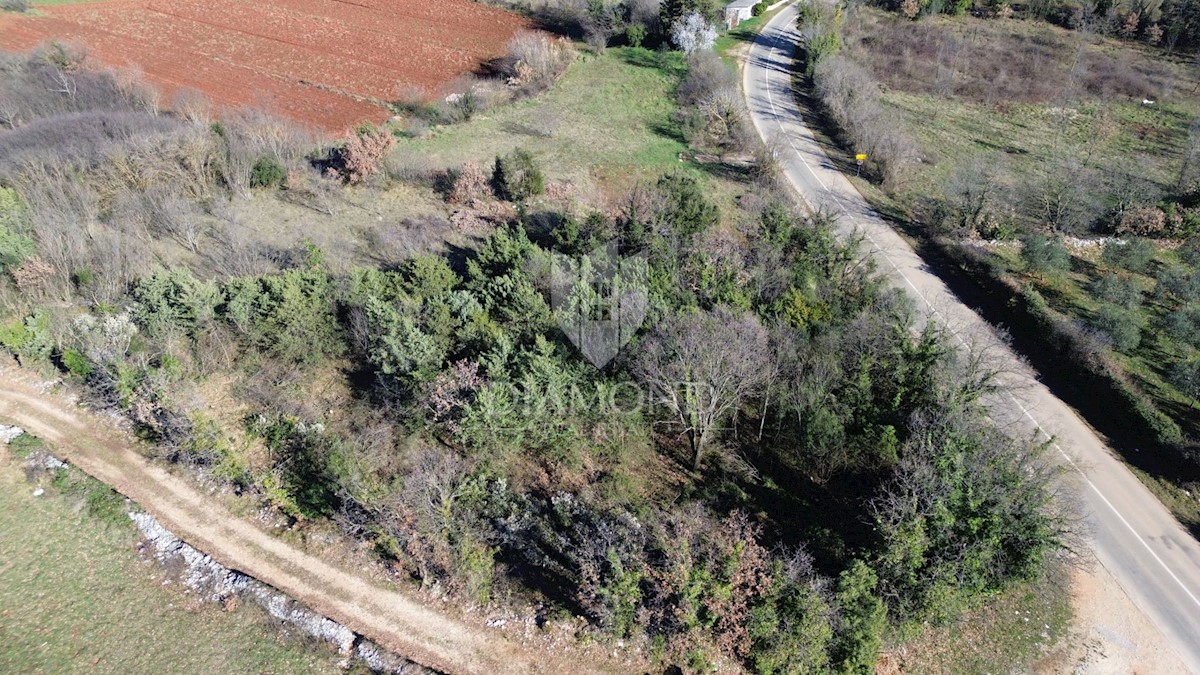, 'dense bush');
332,126,395,185
249,155,287,189
1102,237,1157,274
0,42,1074,674
1168,357,1200,402
504,32,577,94
1161,305,1200,348
1020,233,1071,276
873,405,1067,623
1090,303,1146,352
677,51,755,153
1154,265,1200,304
492,148,546,202
0,187,34,273
1090,272,1143,309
